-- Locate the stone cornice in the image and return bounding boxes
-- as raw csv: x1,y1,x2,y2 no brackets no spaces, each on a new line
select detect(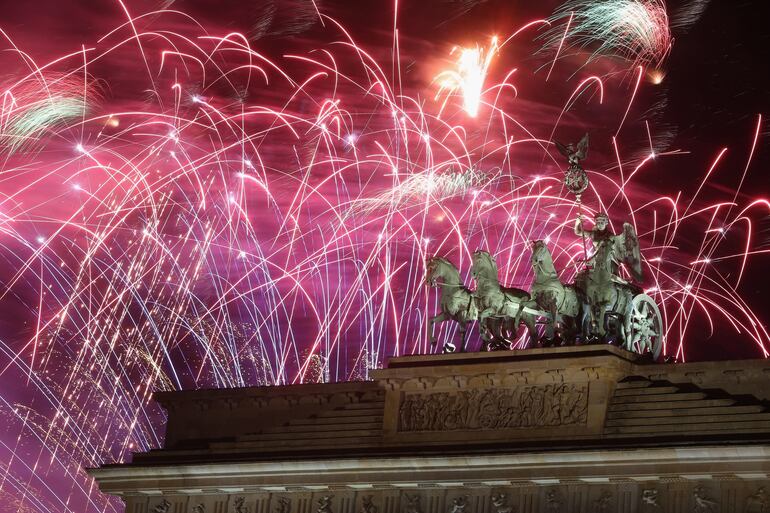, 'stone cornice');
89,445,770,496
